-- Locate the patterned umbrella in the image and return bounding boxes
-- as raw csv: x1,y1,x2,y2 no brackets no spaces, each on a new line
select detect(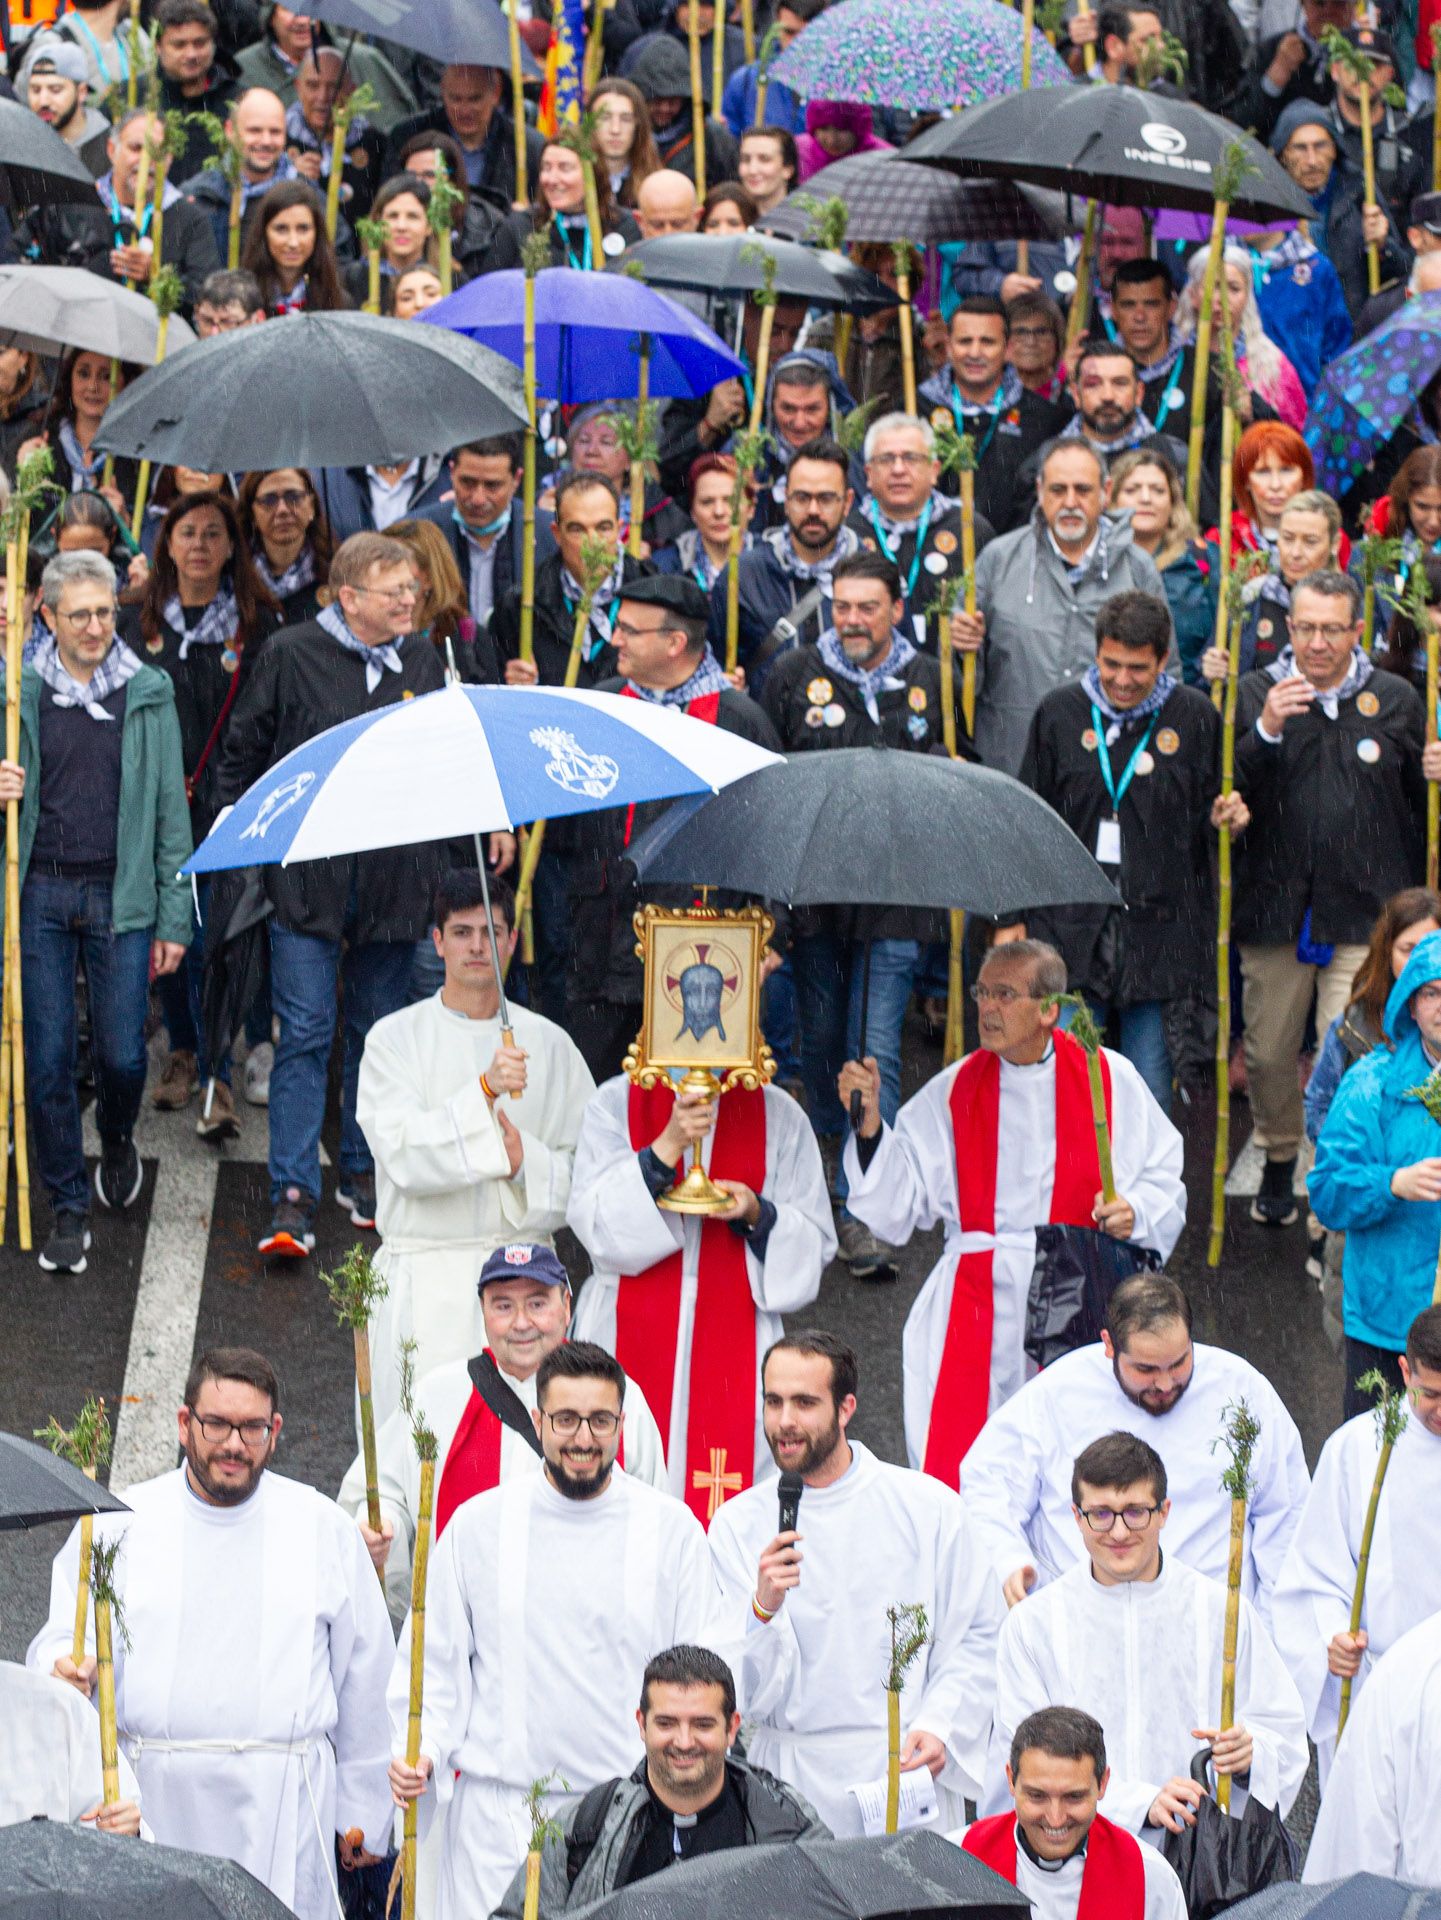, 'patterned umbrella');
1305,290,1441,499
769,0,1072,110
759,156,1074,246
